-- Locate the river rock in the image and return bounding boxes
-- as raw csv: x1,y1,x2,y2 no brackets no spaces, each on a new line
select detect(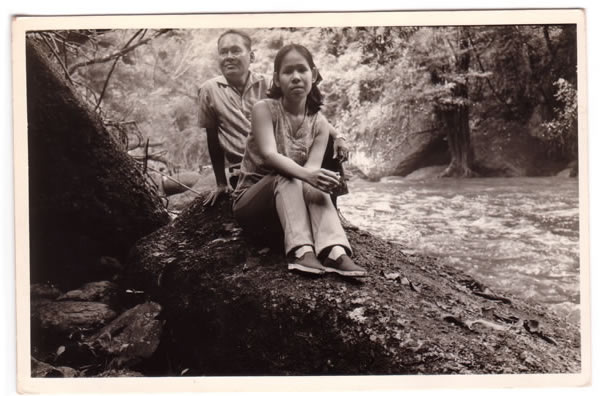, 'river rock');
556,160,579,177
391,134,450,177
556,168,572,177
472,119,566,177
167,169,215,211
125,197,580,375
57,281,118,304
31,358,78,378
31,283,62,300
404,165,448,180
33,301,117,334
87,302,163,367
